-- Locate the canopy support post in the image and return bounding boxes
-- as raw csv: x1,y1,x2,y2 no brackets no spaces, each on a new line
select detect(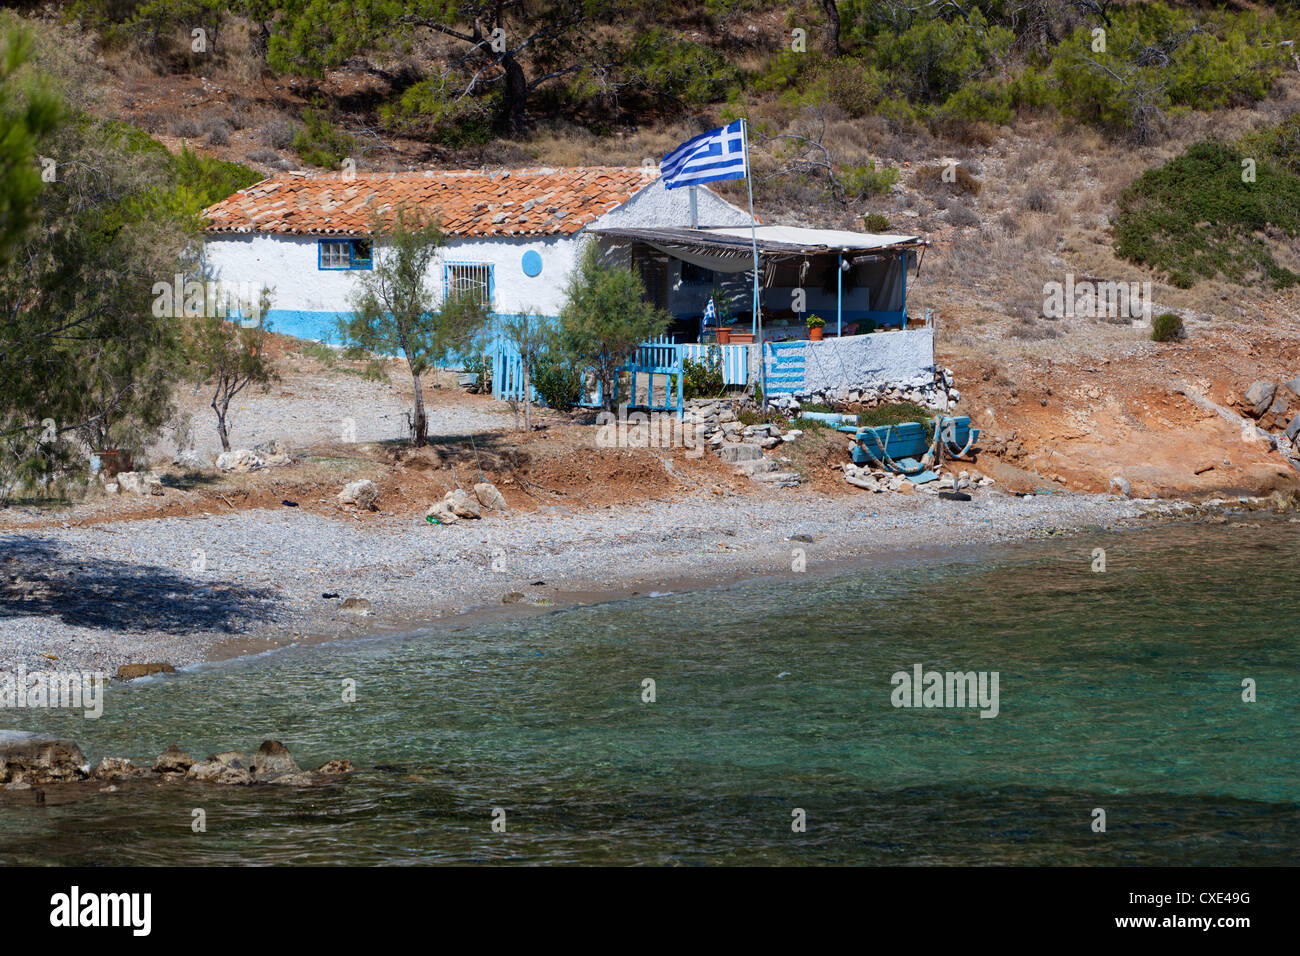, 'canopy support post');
837,252,843,337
